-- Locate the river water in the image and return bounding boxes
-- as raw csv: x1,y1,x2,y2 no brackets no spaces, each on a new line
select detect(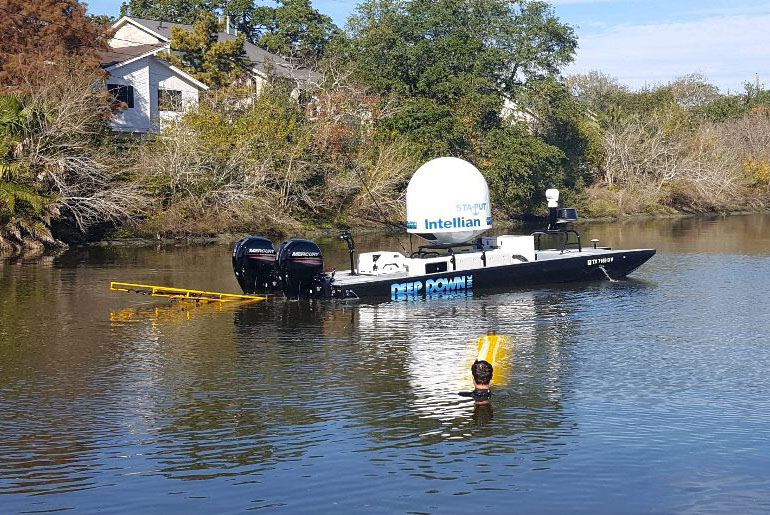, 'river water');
1,214,769,514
